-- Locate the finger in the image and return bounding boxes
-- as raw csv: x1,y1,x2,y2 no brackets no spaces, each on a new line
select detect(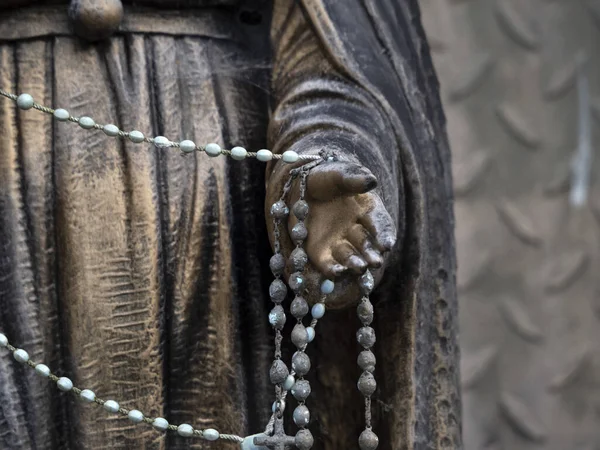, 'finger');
358,202,397,252
311,249,348,279
306,162,378,201
332,241,368,274
346,224,384,268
